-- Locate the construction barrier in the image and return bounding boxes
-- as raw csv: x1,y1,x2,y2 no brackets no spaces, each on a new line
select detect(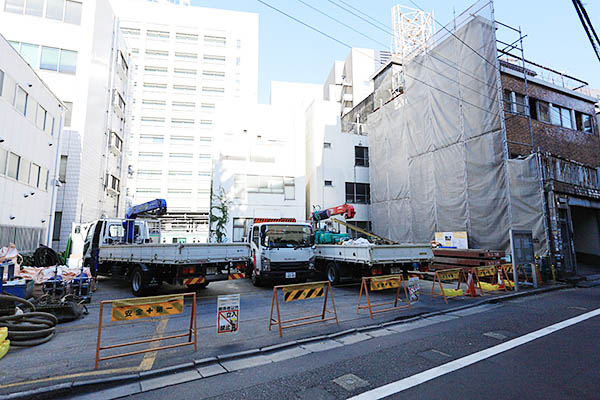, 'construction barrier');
473,266,503,293
502,263,529,287
269,281,338,337
183,277,205,286
430,268,466,304
357,275,411,318
228,273,245,280
0,327,8,360
95,293,197,369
